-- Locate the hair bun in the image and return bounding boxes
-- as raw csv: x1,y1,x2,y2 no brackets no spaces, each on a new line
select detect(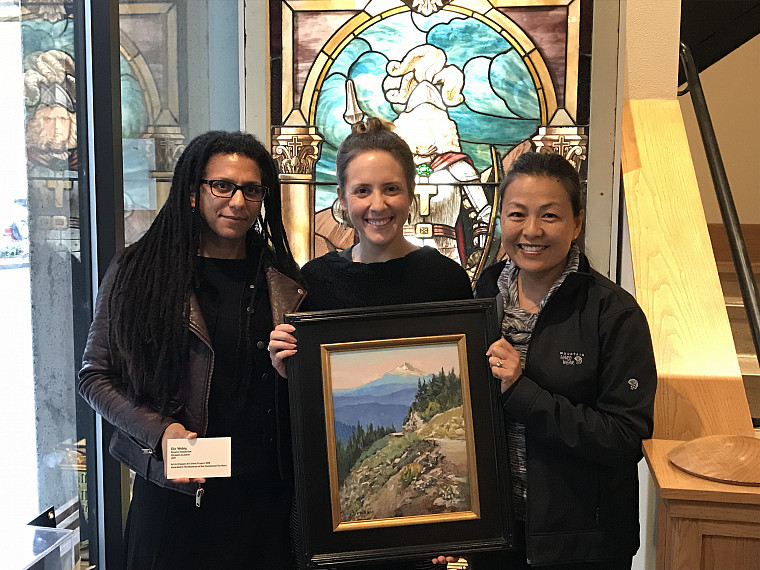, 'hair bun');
353,116,395,135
